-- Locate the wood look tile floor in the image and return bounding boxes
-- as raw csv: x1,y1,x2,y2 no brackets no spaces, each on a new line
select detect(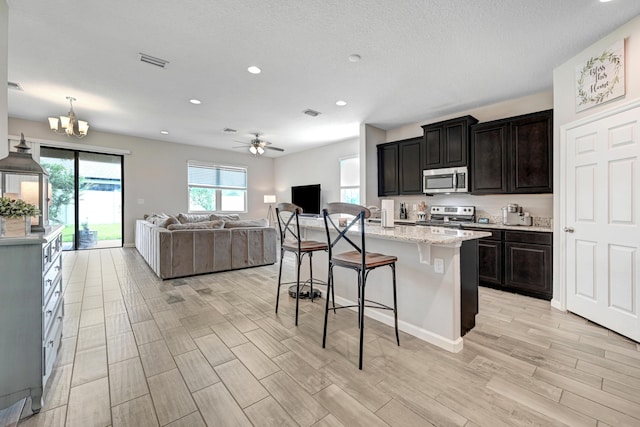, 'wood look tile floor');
10,248,640,427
